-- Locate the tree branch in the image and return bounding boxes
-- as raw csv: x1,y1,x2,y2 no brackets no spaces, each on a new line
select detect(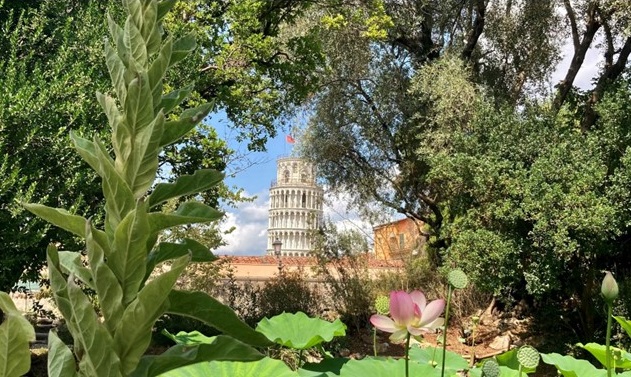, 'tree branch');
563,0,580,50
582,35,631,130
553,2,601,112
461,0,486,62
